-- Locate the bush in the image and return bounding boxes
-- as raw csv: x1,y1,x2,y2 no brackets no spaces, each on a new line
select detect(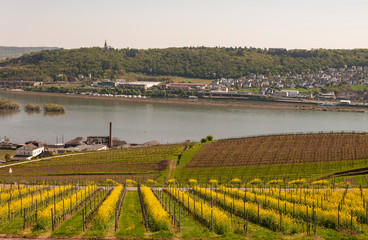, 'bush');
206,135,214,141
200,138,207,143
43,103,66,112
24,103,41,111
